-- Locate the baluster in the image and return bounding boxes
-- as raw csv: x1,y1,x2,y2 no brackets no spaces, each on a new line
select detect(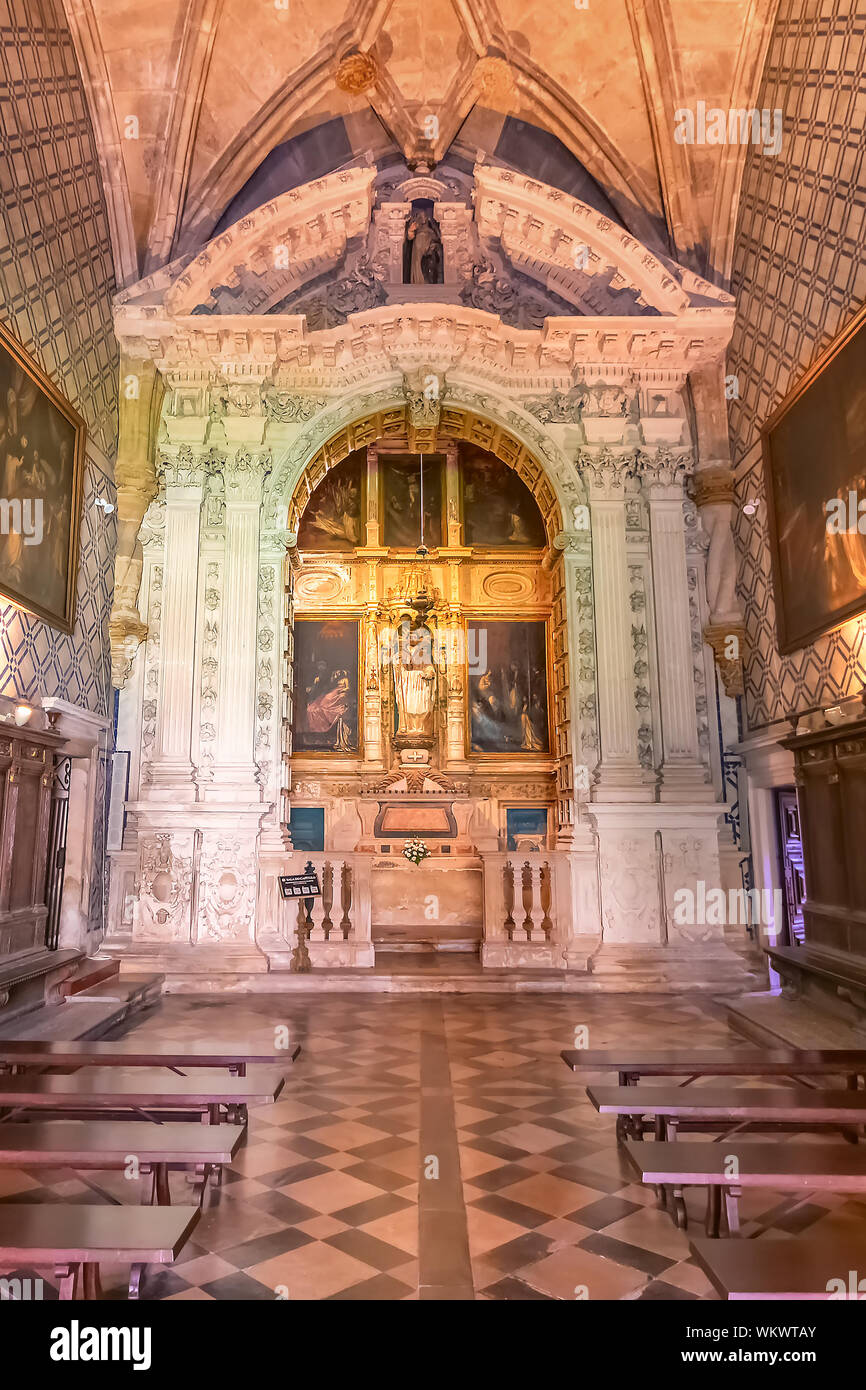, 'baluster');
540,862,553,939
321,861,334,939
340,861,353,939
503,862,515,939
521,861,534,939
